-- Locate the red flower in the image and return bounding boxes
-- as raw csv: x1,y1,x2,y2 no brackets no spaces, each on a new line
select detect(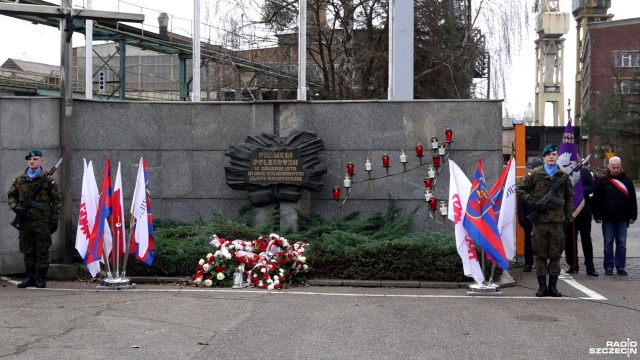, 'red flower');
193,270,204,280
